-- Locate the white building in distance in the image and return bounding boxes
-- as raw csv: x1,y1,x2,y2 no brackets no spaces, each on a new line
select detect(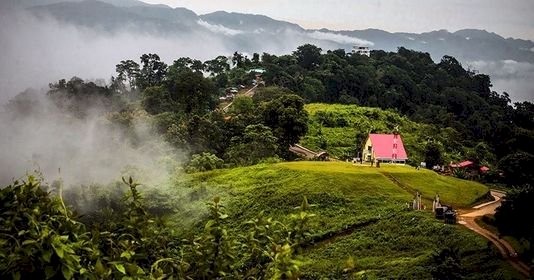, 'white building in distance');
352,46,370,57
